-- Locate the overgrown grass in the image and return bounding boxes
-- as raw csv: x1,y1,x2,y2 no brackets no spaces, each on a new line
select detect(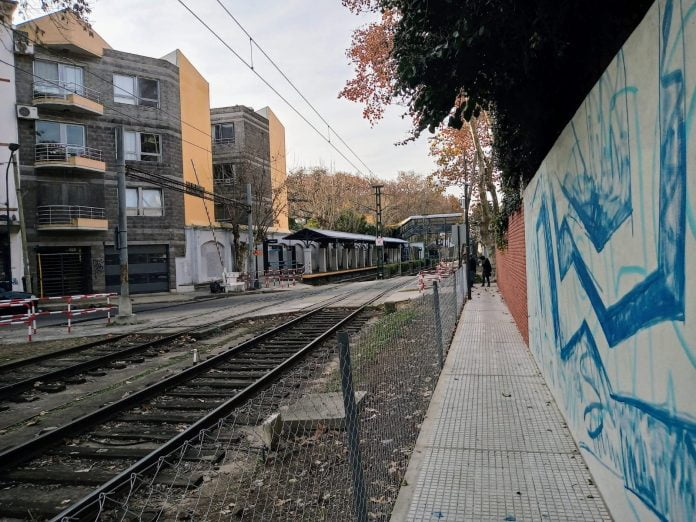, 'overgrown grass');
324,306,418,392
